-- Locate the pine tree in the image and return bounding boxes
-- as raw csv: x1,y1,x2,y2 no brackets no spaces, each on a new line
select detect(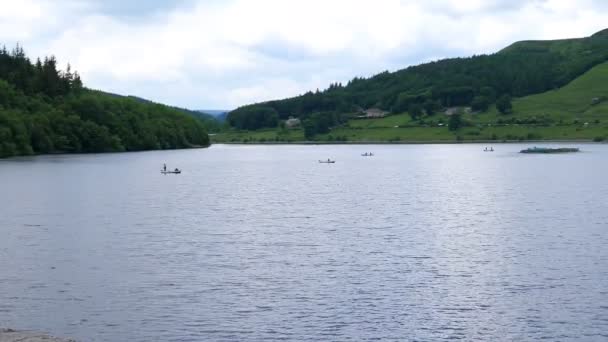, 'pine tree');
72,71,83,93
